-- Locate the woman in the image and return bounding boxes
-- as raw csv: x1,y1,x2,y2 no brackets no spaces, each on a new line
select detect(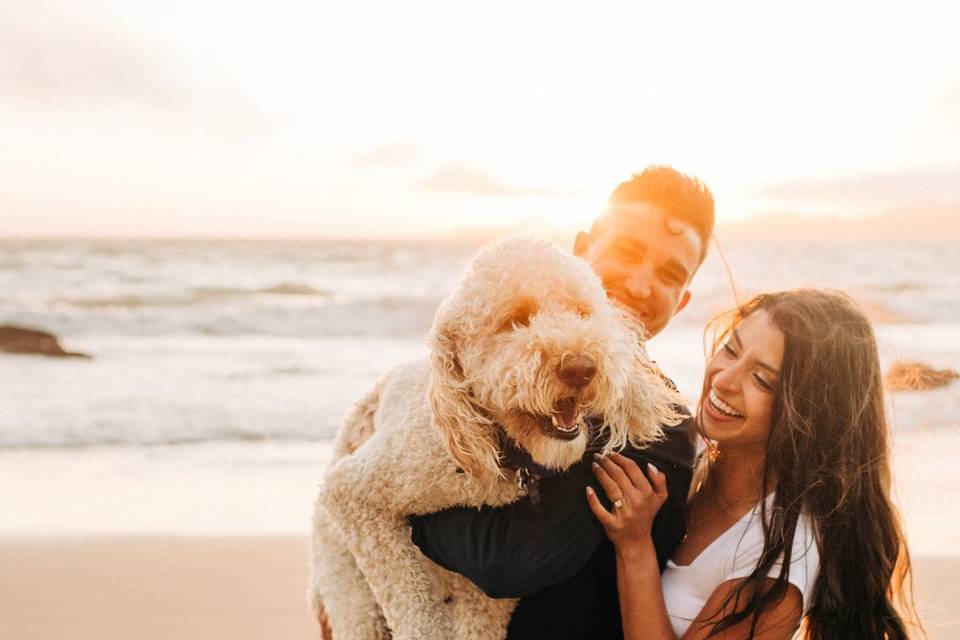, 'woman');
586,289,919,639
